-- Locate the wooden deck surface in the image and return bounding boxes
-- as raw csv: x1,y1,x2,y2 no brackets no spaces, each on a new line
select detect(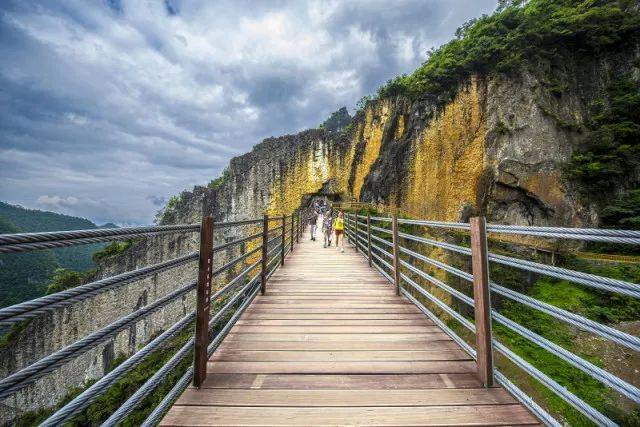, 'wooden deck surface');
161,234,538,426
